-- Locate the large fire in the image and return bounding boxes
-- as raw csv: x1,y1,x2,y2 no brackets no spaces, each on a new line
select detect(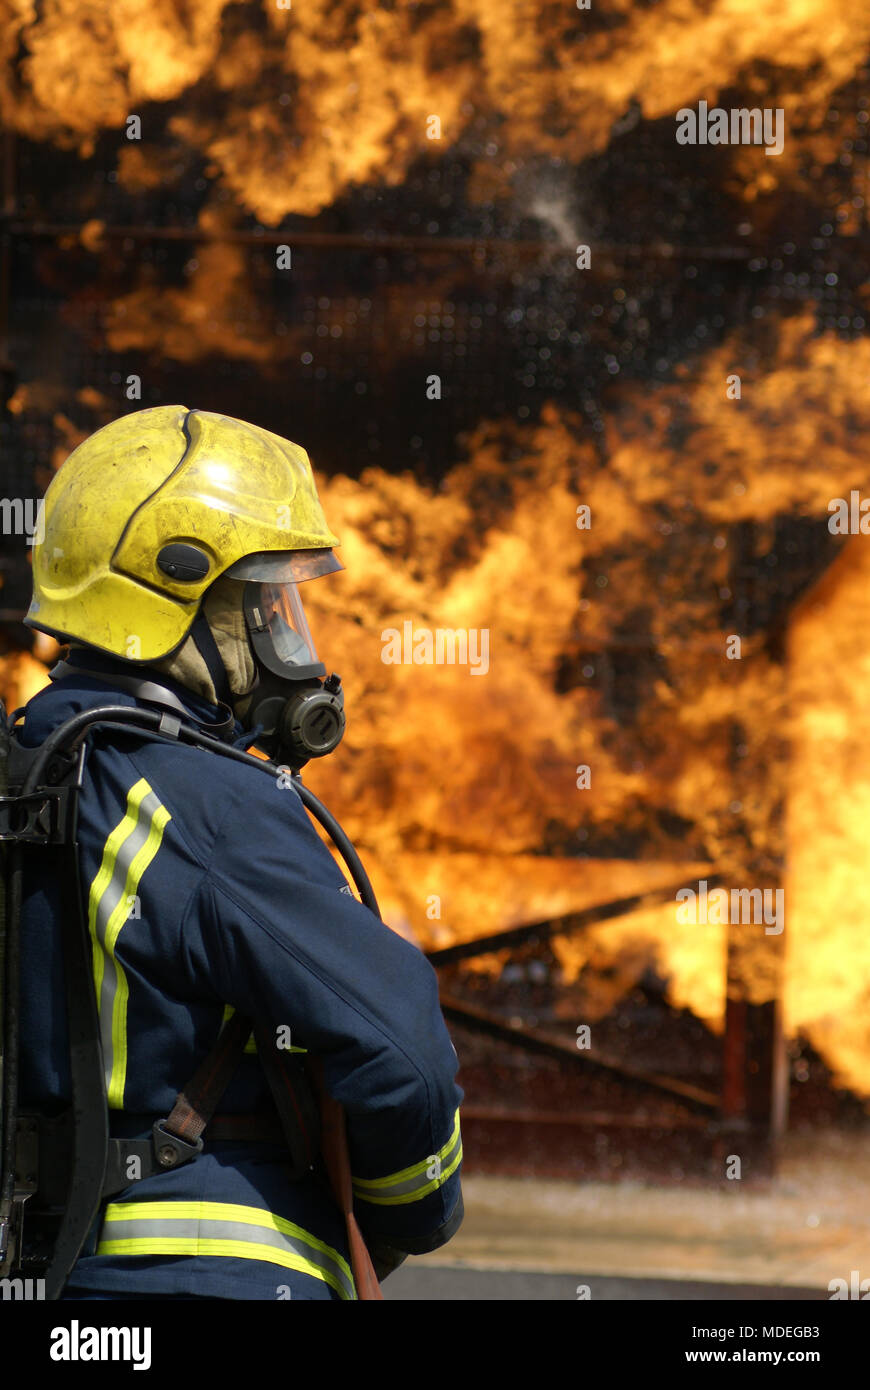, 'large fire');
1,1,869,1106
302,316,870,1097
1,0,867,219
9,314,870,1094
